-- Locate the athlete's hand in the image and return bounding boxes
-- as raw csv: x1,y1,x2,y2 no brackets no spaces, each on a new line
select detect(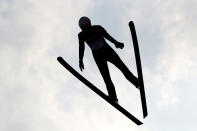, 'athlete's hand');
79,60,84,71
115,42,124,49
